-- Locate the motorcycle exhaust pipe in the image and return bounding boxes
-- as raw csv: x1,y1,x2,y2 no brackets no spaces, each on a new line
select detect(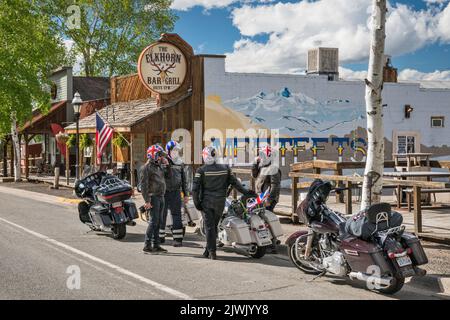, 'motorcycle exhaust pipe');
232,243,255,254
348,272,393,287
